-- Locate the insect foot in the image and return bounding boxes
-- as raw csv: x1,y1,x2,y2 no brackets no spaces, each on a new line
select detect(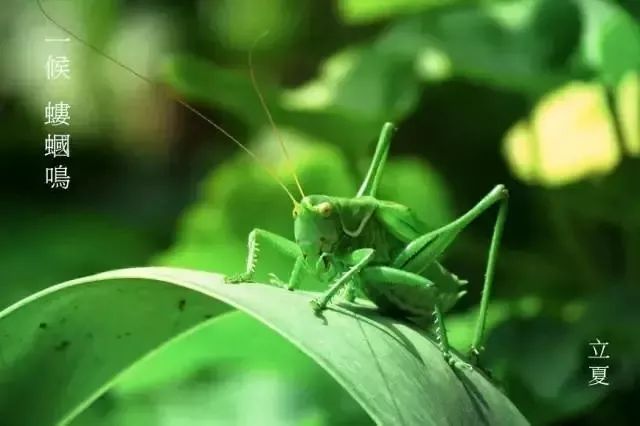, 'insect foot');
468,345,484,366
443,351,473,372
224,273,254,284
268,273,291,290
451,358,473,372
309,298,326,314
344,287,356,303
